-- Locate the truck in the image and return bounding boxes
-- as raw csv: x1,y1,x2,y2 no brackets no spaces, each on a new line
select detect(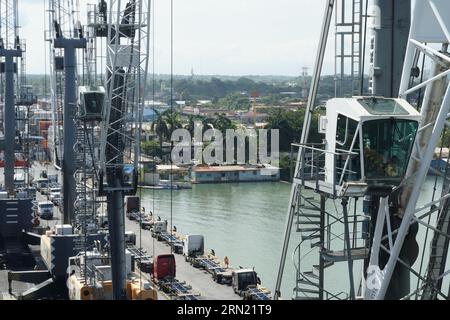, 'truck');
125,196,140,220
14,173,26,188
232,269,258,295
49,187,62,204
35,177,49,192
232,269,271,300
47,174,58,184
183,235,204,261
151,220,167,238
127,246,153,274
153,254,176,281
125,231,137,246
151,254,199,300
37,201,54,220
140,216,153,230
24,186,37,199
